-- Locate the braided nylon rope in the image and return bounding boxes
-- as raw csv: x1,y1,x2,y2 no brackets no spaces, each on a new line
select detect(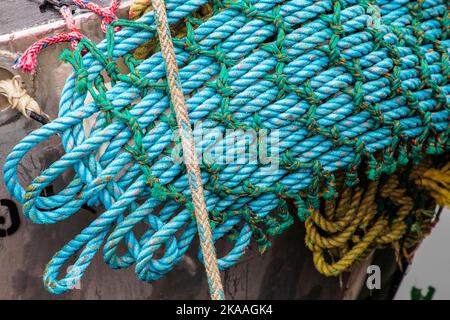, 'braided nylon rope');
3,0,450,295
